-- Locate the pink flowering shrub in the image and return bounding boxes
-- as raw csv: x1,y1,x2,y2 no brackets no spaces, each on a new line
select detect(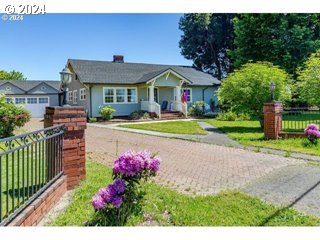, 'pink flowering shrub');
89,150,160,226
304,124,320,145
